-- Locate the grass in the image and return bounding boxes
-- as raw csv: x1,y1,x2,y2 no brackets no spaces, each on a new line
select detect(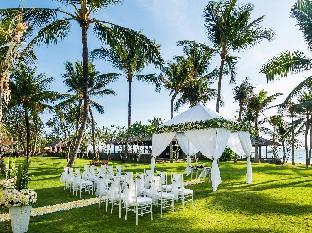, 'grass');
0,157,312,233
